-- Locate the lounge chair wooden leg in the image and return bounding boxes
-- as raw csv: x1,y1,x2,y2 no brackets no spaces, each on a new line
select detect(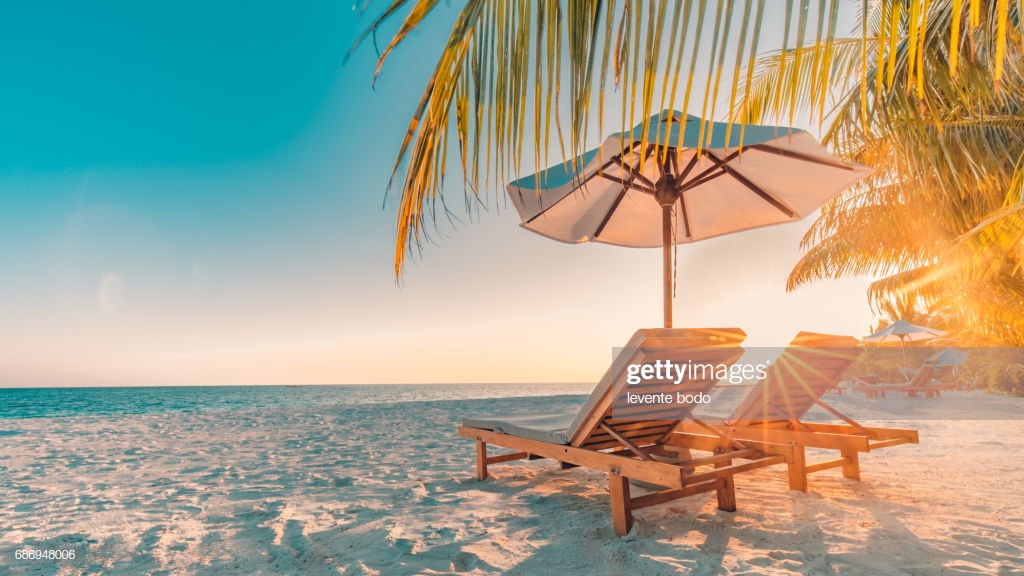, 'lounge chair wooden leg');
711,455,737,512
715,474,737,512
787,446,808,492
608,470,633,536
841,448,860,481
476,441,488,481
716,477,737,512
